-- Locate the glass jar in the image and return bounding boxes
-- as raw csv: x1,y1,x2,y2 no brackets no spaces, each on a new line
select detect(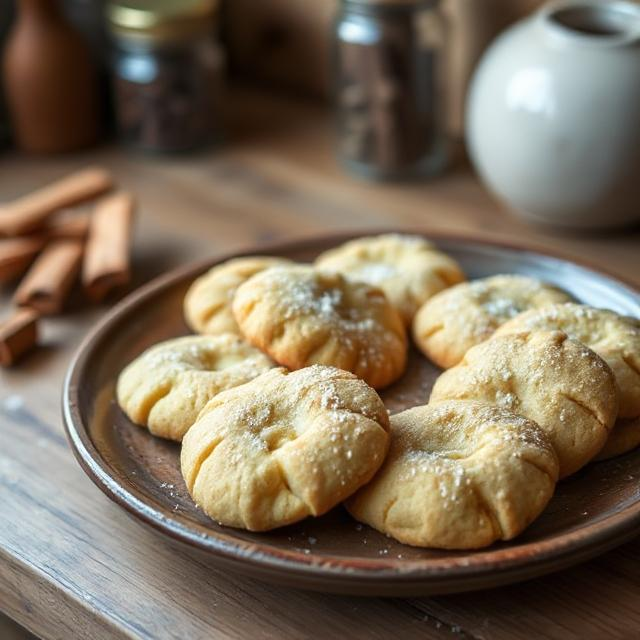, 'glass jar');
107,0,224,153
334,0,449,180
